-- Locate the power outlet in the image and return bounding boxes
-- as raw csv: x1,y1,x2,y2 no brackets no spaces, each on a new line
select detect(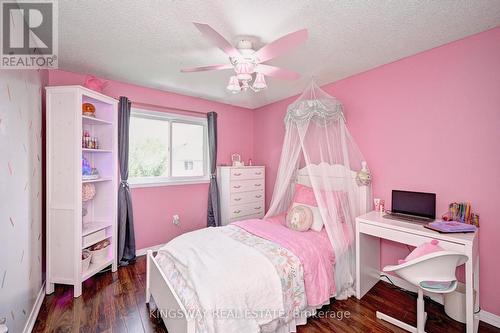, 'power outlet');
172,214,180,226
